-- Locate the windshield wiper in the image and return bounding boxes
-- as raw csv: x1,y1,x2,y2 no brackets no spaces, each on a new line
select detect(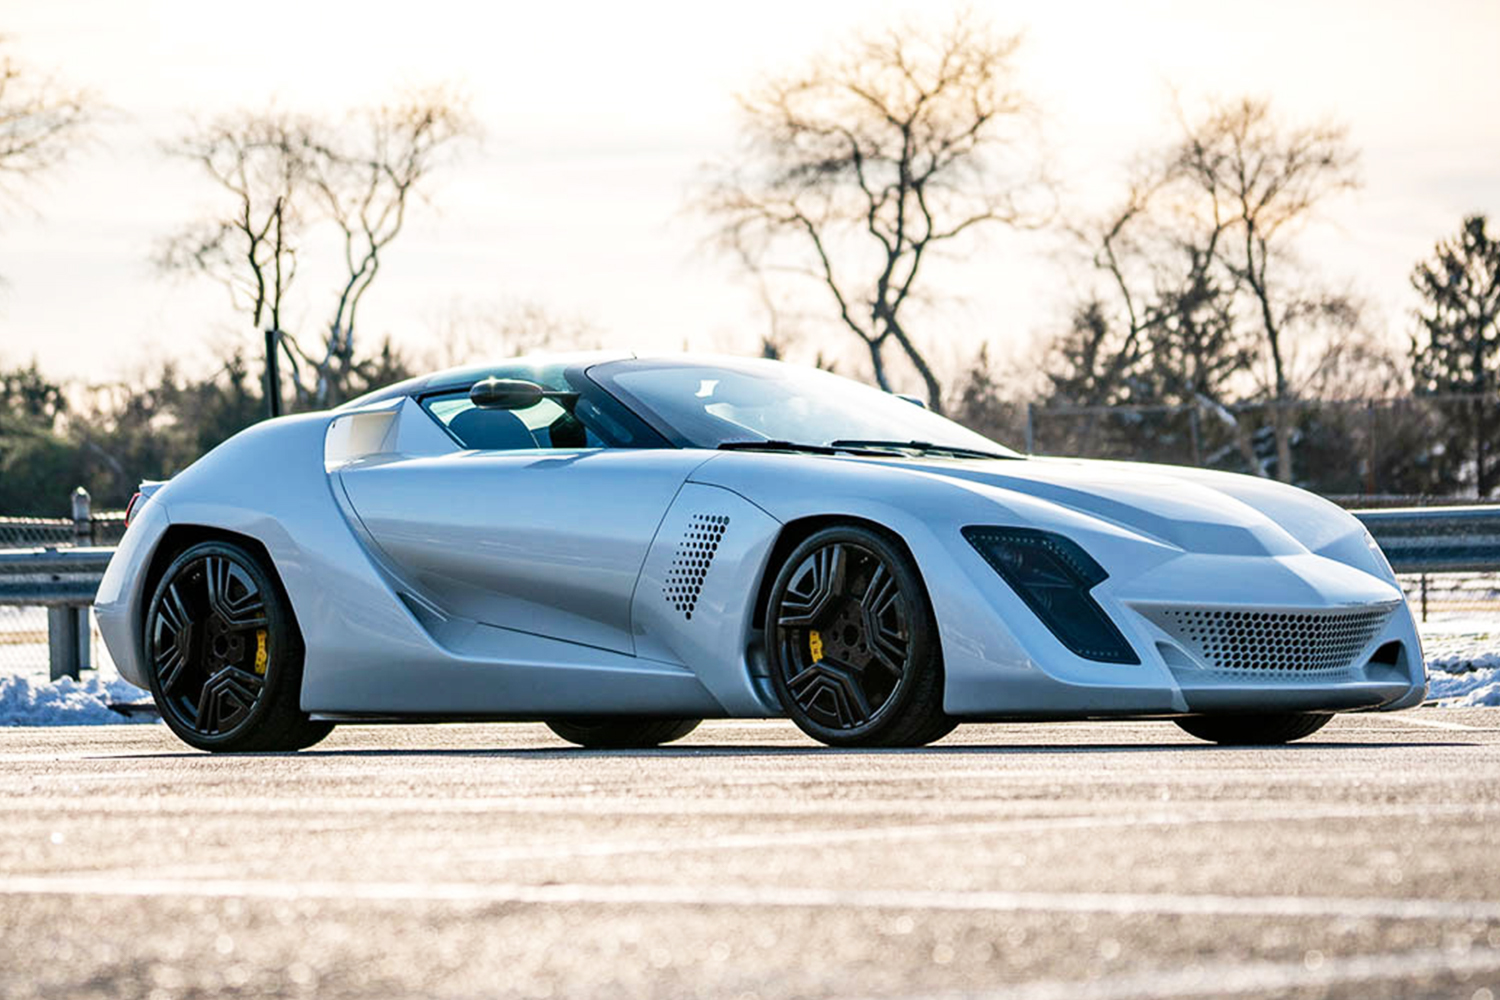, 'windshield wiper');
717,440,838,455
716,440,902,456
829,439,1018,461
